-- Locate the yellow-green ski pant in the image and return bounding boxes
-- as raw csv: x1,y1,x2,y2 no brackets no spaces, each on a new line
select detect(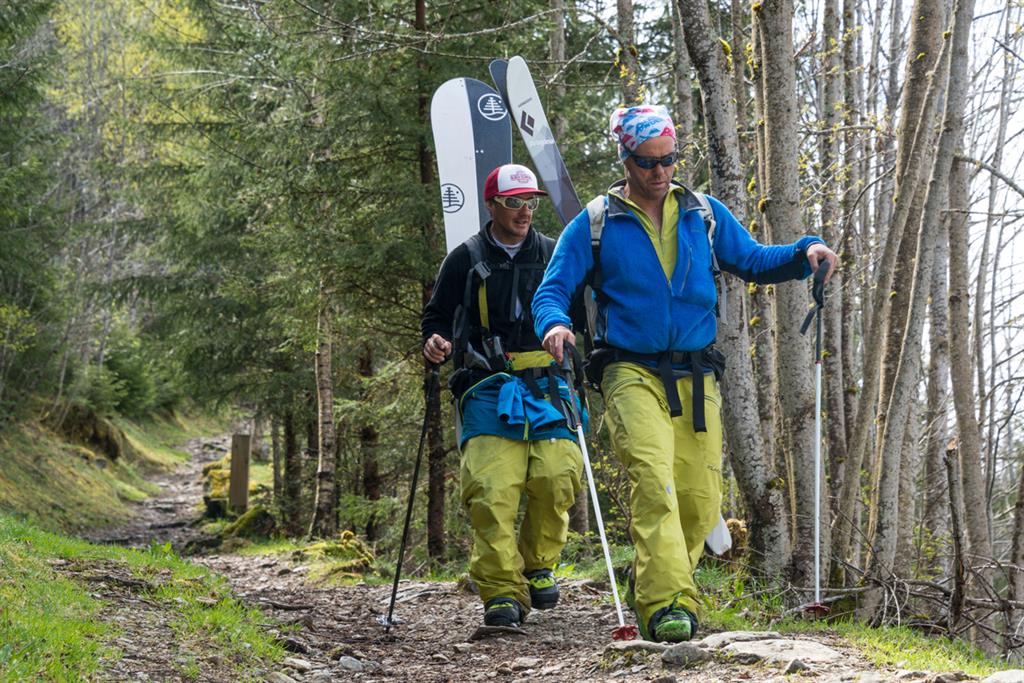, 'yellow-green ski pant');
602,362,723,628
460,434,582,614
